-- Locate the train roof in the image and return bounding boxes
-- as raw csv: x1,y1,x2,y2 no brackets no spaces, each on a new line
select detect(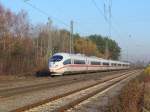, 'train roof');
53,52,86,58
53,52,130,64
53,53,105,61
